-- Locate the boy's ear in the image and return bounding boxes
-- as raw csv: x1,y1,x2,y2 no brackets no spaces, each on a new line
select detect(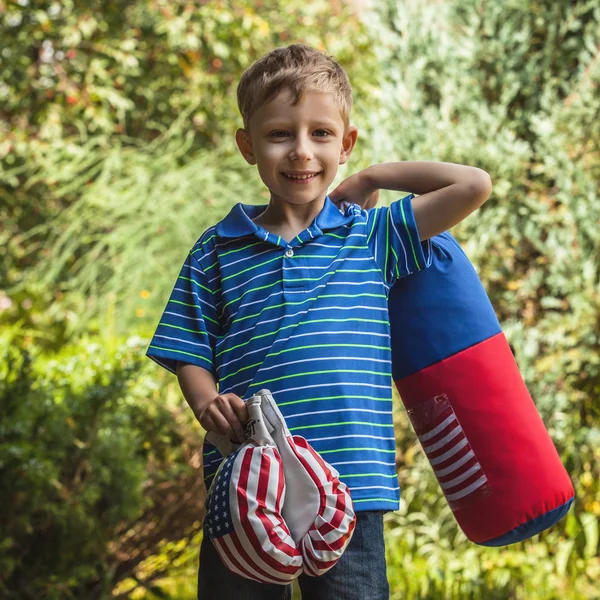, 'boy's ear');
236,128,256,165
339,126,358,166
